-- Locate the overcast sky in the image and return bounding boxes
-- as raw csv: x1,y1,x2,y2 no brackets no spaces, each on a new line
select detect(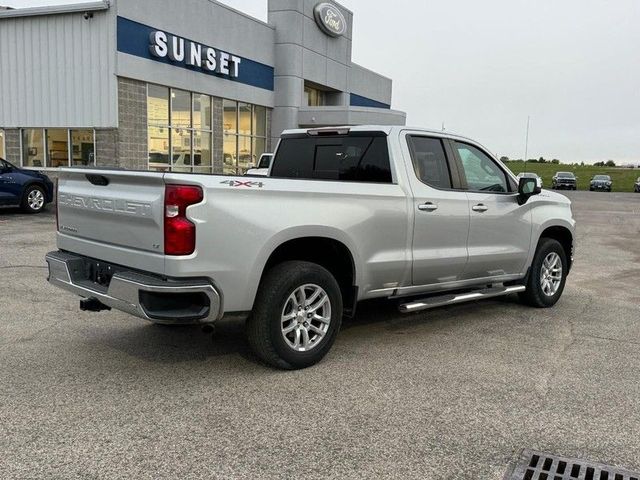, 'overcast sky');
5,0,640,164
